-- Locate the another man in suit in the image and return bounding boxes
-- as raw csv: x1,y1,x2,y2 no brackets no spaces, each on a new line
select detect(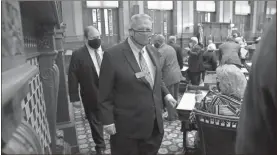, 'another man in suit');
168,36,183,69
98,14,177,155
153,34,182,121
68,26,105,154
236,15,277,155
218,37,242,68
187,37,204,85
